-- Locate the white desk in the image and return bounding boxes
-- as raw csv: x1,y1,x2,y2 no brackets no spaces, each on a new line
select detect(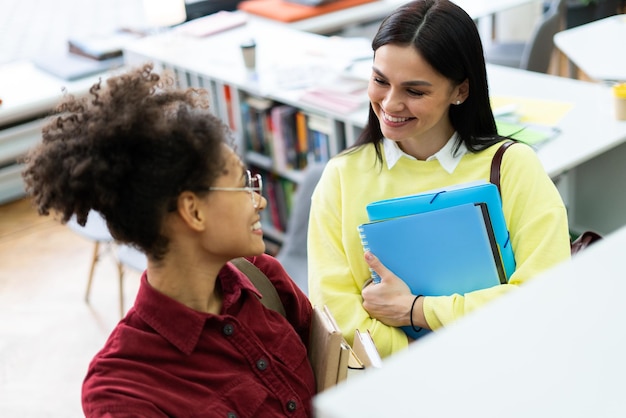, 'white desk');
485,65,626,179
249,0,540,34
554,14,626,83
314,224,626,418
479,64,626,236
0,61,116,203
